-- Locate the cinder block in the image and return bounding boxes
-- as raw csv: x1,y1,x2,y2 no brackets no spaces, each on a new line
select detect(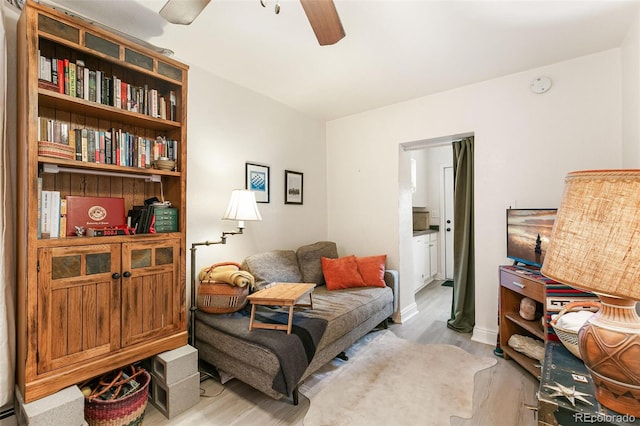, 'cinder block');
15,385,87,425
152,345,197,385
149,371,199,419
